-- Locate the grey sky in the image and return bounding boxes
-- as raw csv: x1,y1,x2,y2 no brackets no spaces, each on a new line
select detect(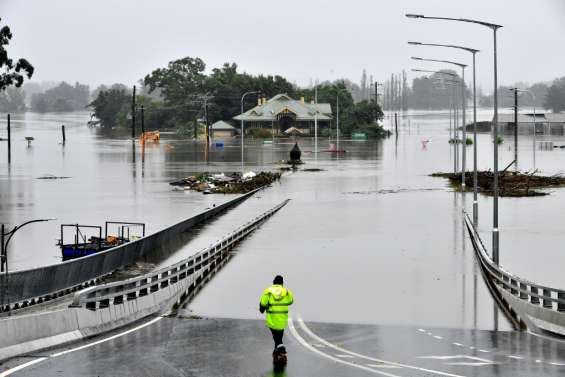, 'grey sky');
2,0,564,92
